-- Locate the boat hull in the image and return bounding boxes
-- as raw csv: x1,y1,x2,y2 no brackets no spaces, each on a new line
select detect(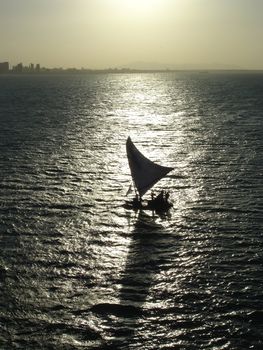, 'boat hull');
124,199,173,212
